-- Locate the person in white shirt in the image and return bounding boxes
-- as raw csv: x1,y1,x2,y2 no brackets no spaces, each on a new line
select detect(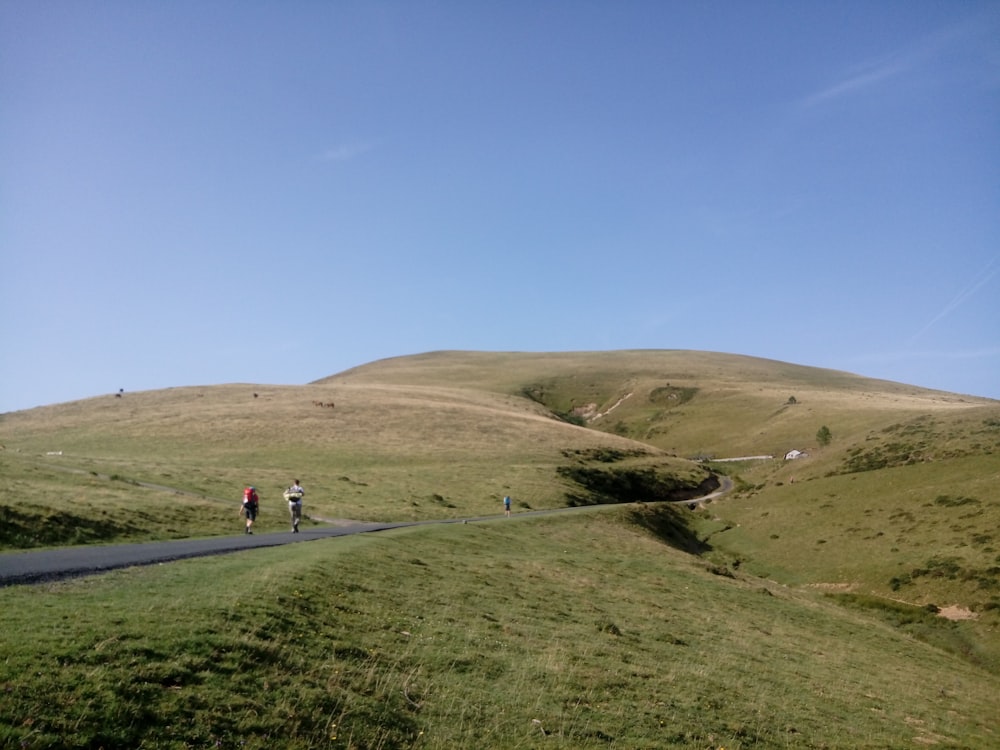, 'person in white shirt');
284,480,304,533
